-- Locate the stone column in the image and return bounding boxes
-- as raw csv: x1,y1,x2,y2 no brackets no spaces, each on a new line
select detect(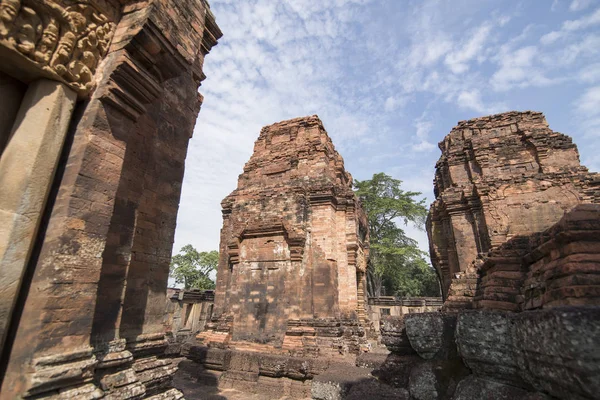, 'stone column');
0,79,76,357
